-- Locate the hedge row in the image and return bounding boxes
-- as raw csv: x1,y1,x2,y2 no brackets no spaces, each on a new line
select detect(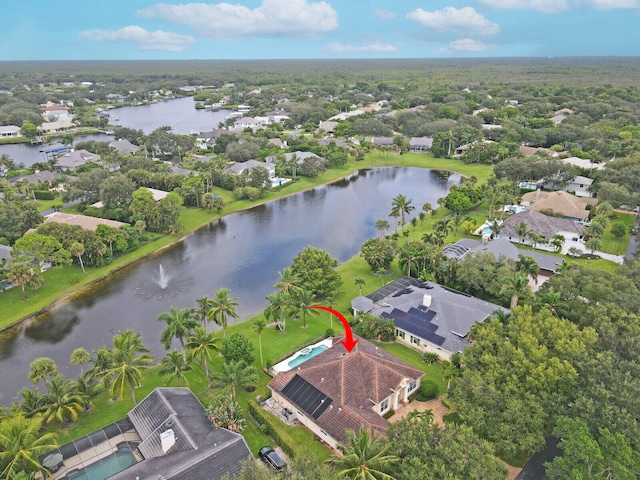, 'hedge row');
34,190,55,200
247,400,302,459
